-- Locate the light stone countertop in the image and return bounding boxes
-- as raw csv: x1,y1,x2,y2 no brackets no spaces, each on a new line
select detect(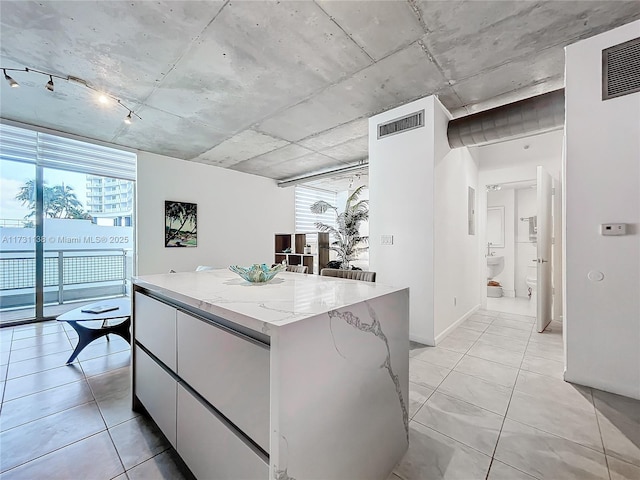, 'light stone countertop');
133,269,407,335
